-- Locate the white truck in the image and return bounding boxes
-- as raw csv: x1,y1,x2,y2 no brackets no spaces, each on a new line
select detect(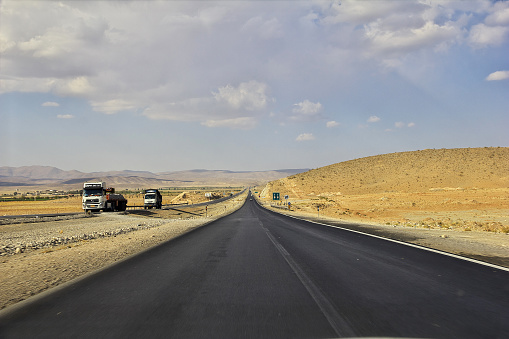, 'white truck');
144,189,162,209
82,182,127,212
